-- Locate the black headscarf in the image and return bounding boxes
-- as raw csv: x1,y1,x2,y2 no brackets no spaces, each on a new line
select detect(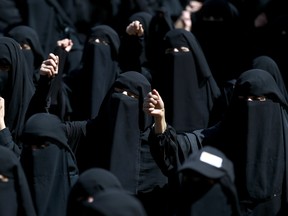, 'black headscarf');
6,25,45,85
154,28,222,132
80,71,169,215
87,71,154,191
177,146,241,216
6,25,44,69
82,71,170,199
67,168,123,216
20,113,78,216
251,55,288,104
0,37,35,143
218,69,288,215
0,145,36,216
78,189,148,216
72,25,120,120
